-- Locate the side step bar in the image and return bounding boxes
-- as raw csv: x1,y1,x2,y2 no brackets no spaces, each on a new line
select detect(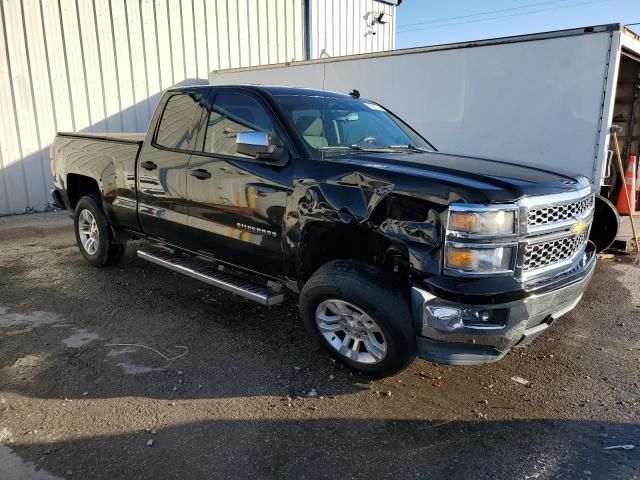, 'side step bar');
137,247,284,306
